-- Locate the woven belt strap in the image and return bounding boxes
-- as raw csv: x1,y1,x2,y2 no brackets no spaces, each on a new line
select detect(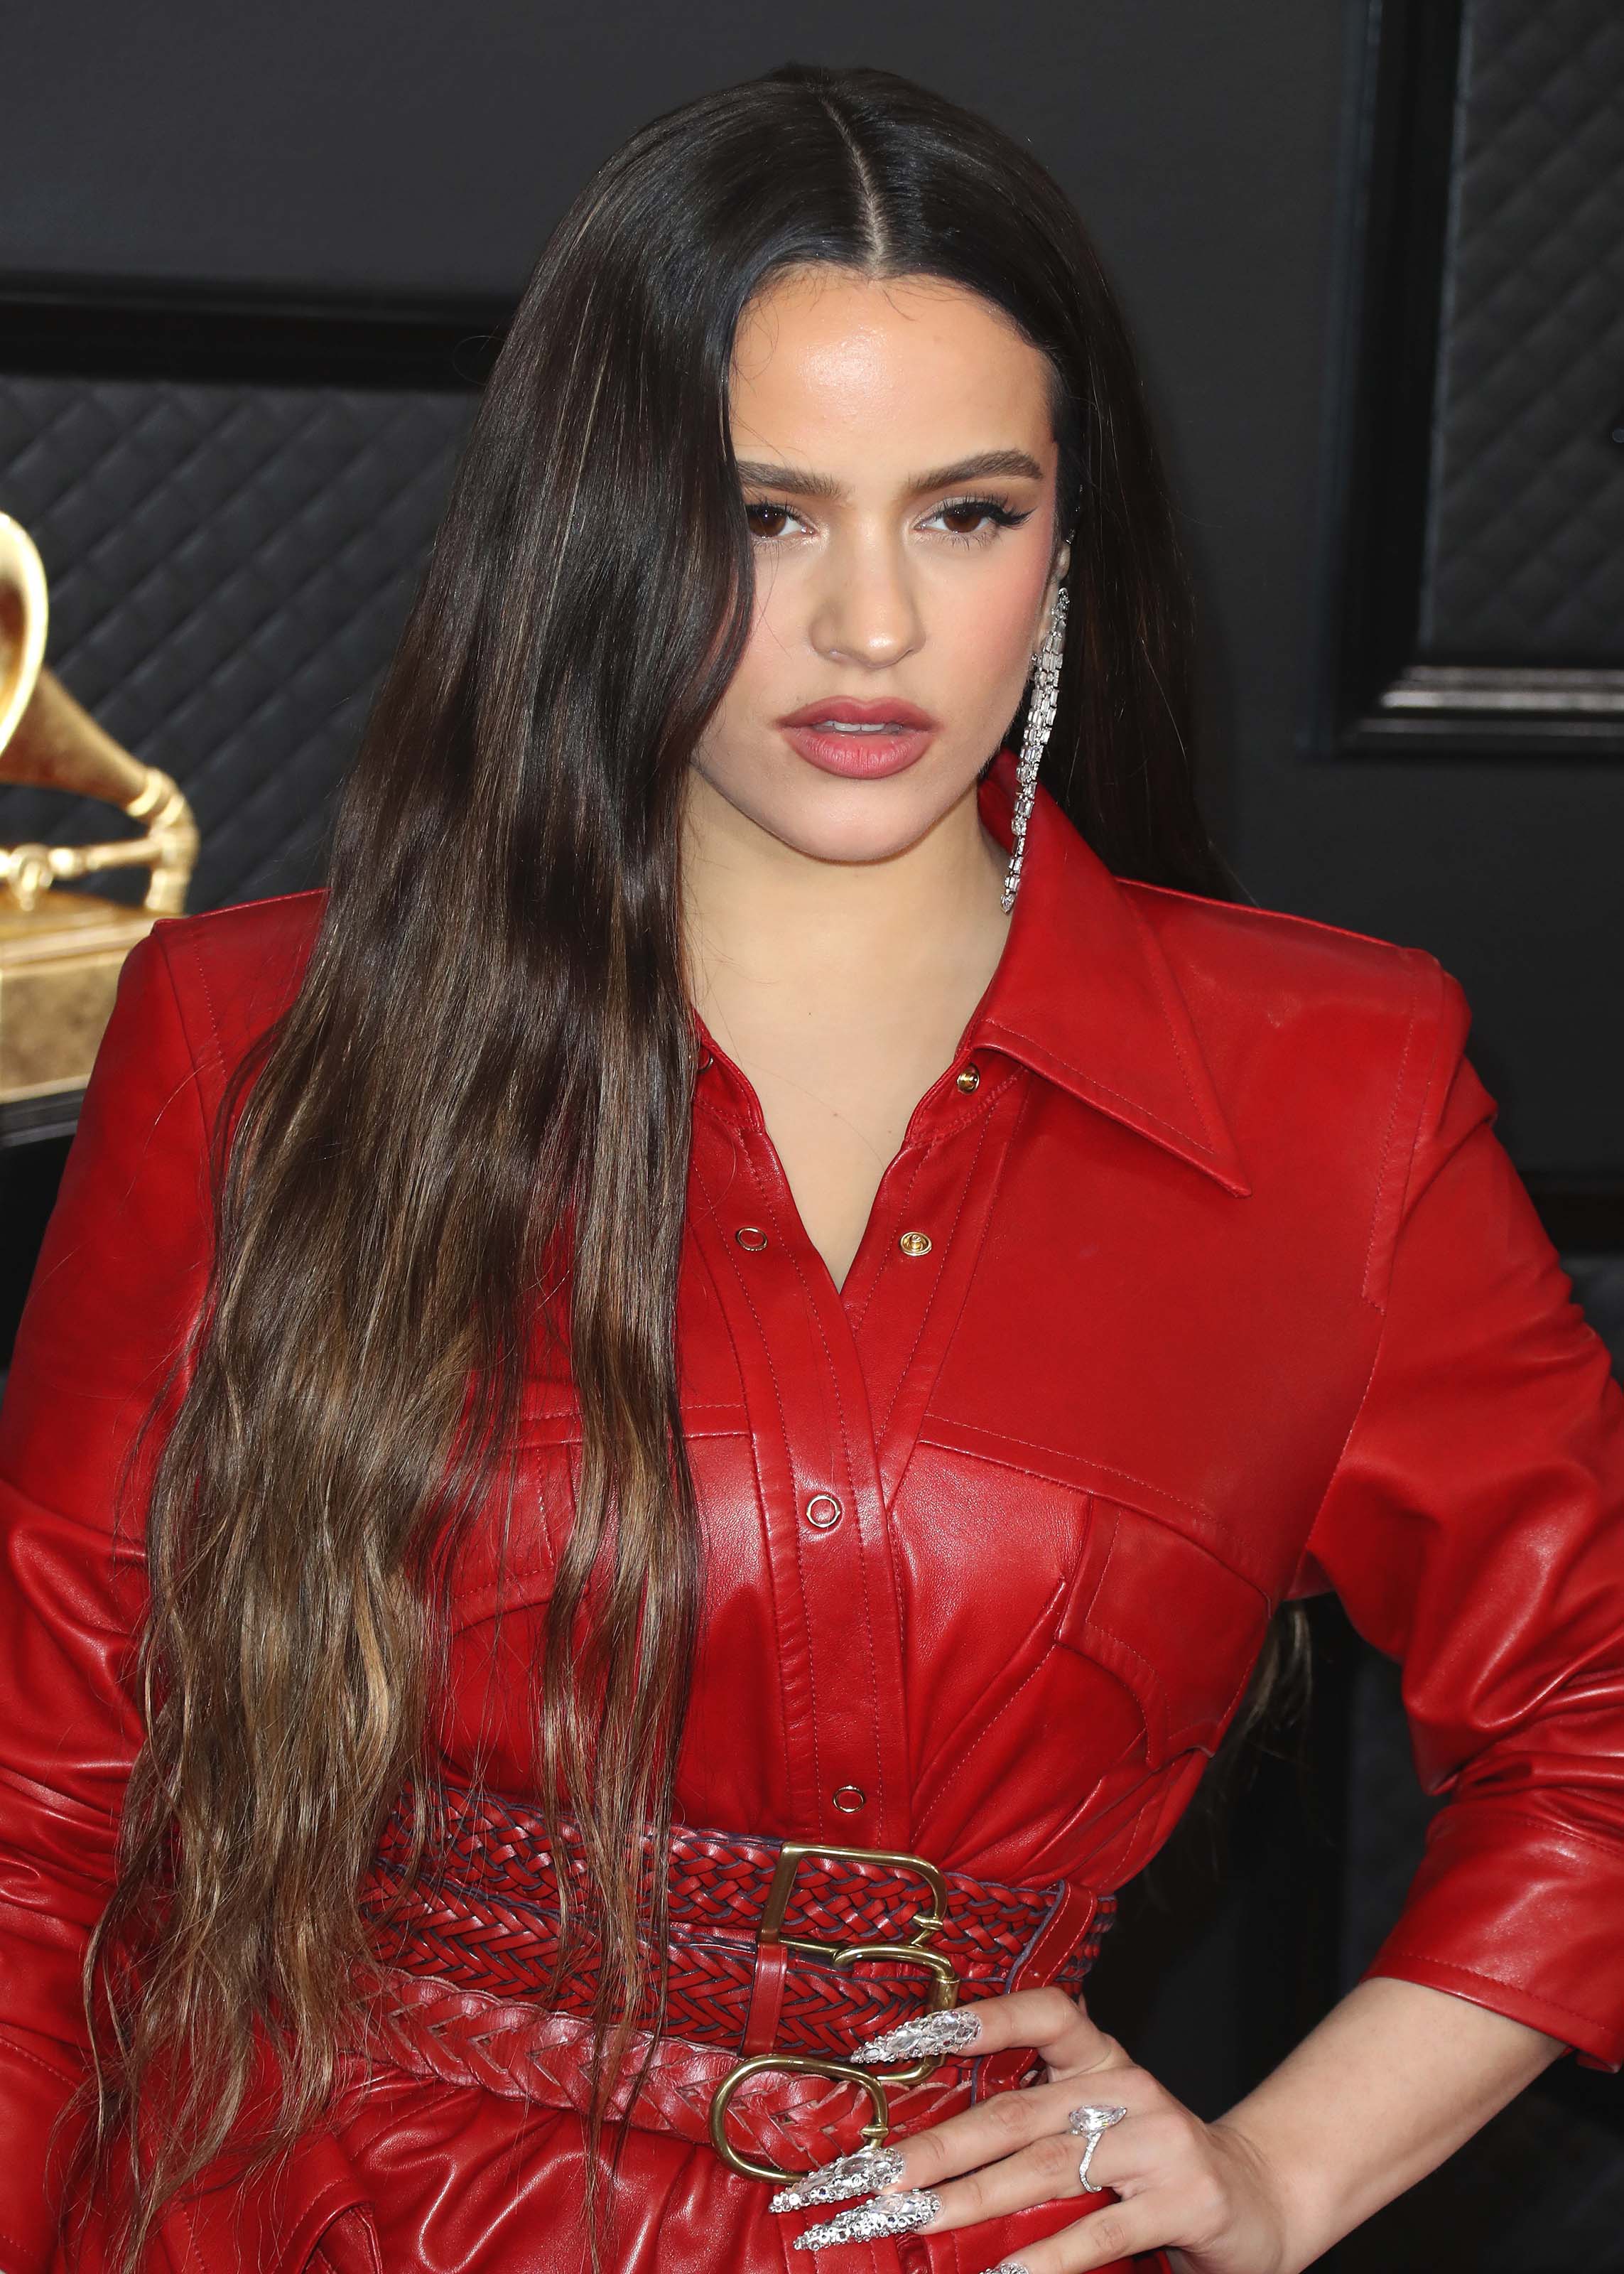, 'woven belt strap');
358,1776,1115,2063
